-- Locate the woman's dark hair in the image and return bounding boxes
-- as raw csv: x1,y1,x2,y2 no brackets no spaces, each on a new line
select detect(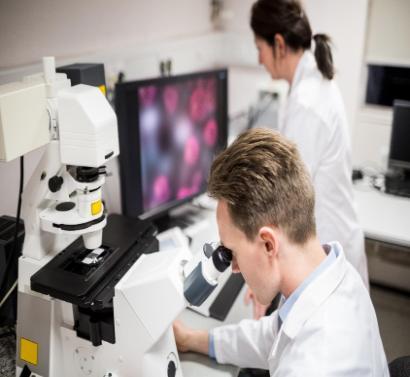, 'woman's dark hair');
250,0,334,80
